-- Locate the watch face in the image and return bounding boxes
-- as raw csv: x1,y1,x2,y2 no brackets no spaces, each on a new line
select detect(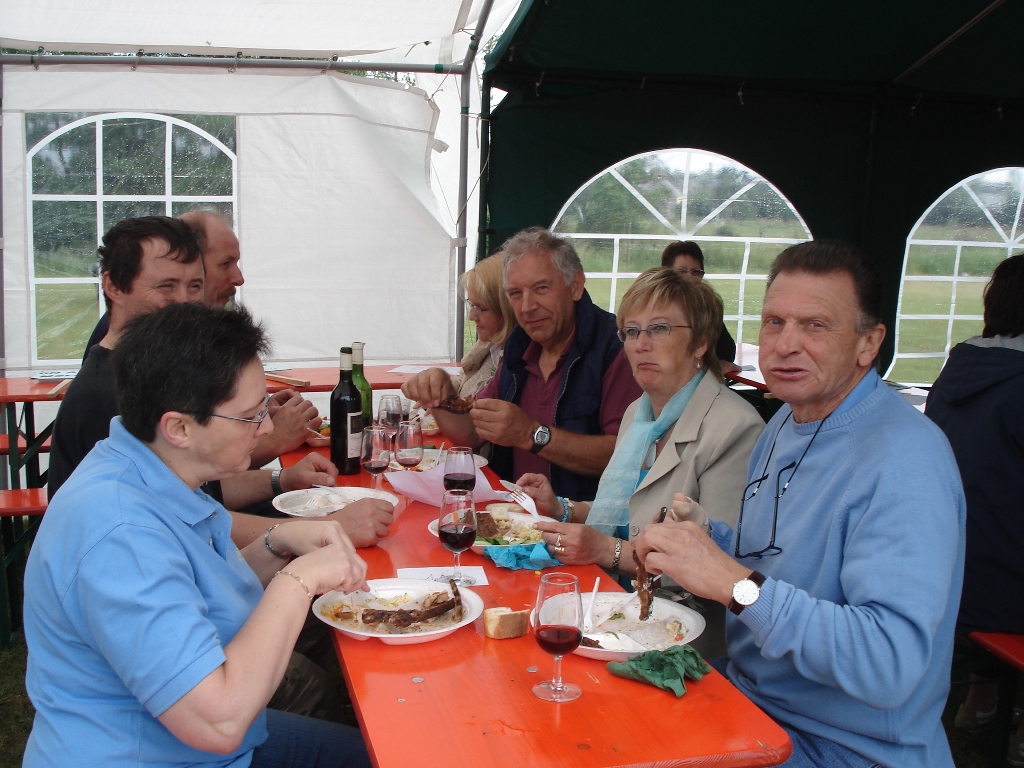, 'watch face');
533,426,551,445
733,579,760,606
